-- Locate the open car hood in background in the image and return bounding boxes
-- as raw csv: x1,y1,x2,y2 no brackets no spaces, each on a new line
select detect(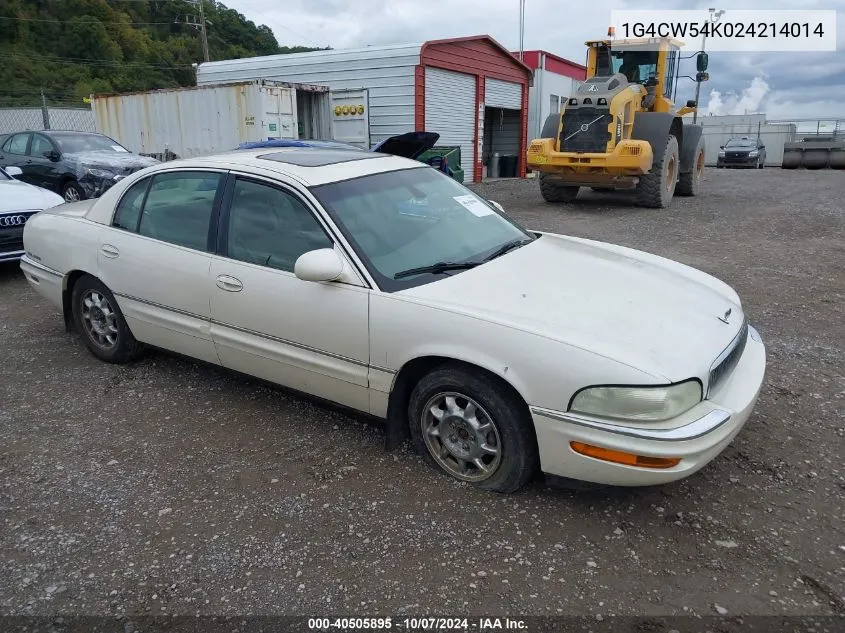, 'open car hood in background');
371,132,439,159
